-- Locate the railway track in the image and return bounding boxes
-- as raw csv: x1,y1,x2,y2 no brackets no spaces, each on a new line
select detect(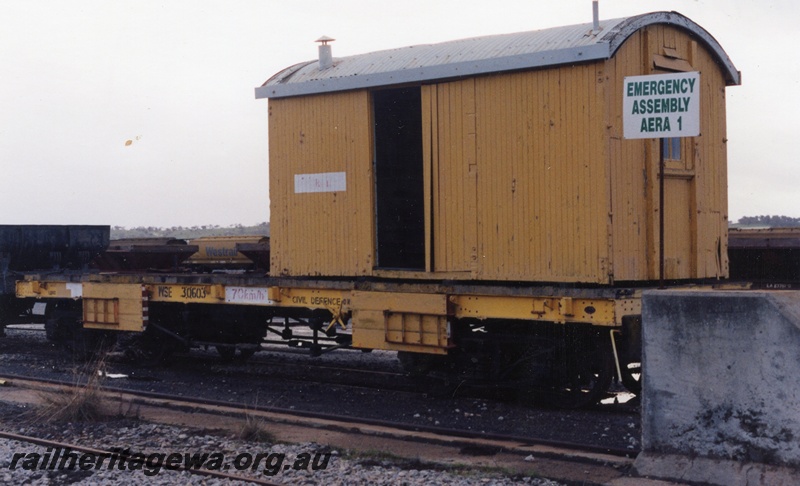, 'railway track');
2,325,638,413
0,374,635,459
1,327,640,453
0,374,639,485
165,349,640,416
